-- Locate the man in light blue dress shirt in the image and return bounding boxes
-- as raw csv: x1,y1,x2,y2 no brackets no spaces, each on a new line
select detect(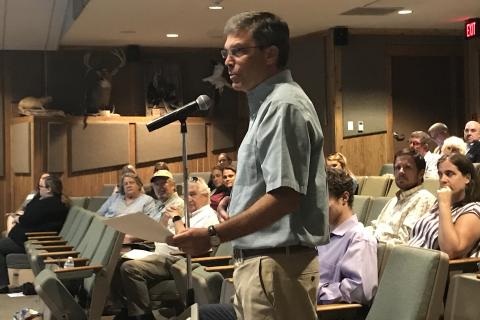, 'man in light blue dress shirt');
170,11,328,320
